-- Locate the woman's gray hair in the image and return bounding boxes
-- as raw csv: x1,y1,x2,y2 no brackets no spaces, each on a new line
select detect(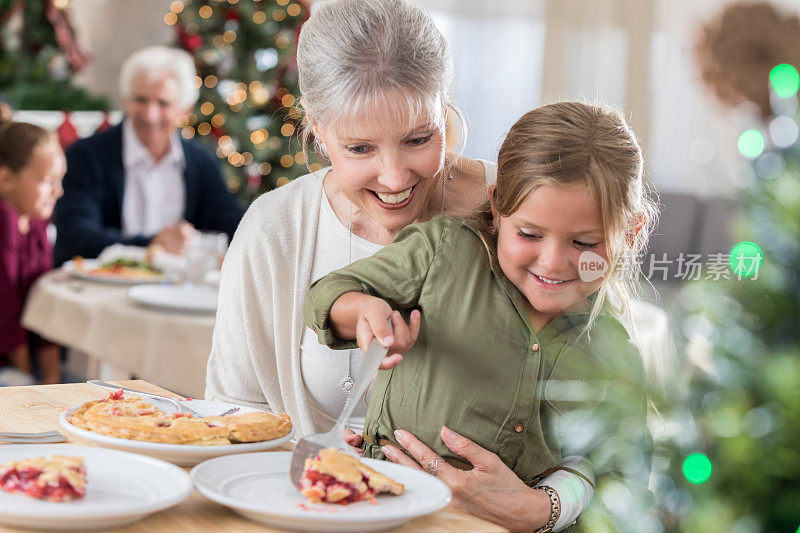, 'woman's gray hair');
119,46,199,110
297,0,465,155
